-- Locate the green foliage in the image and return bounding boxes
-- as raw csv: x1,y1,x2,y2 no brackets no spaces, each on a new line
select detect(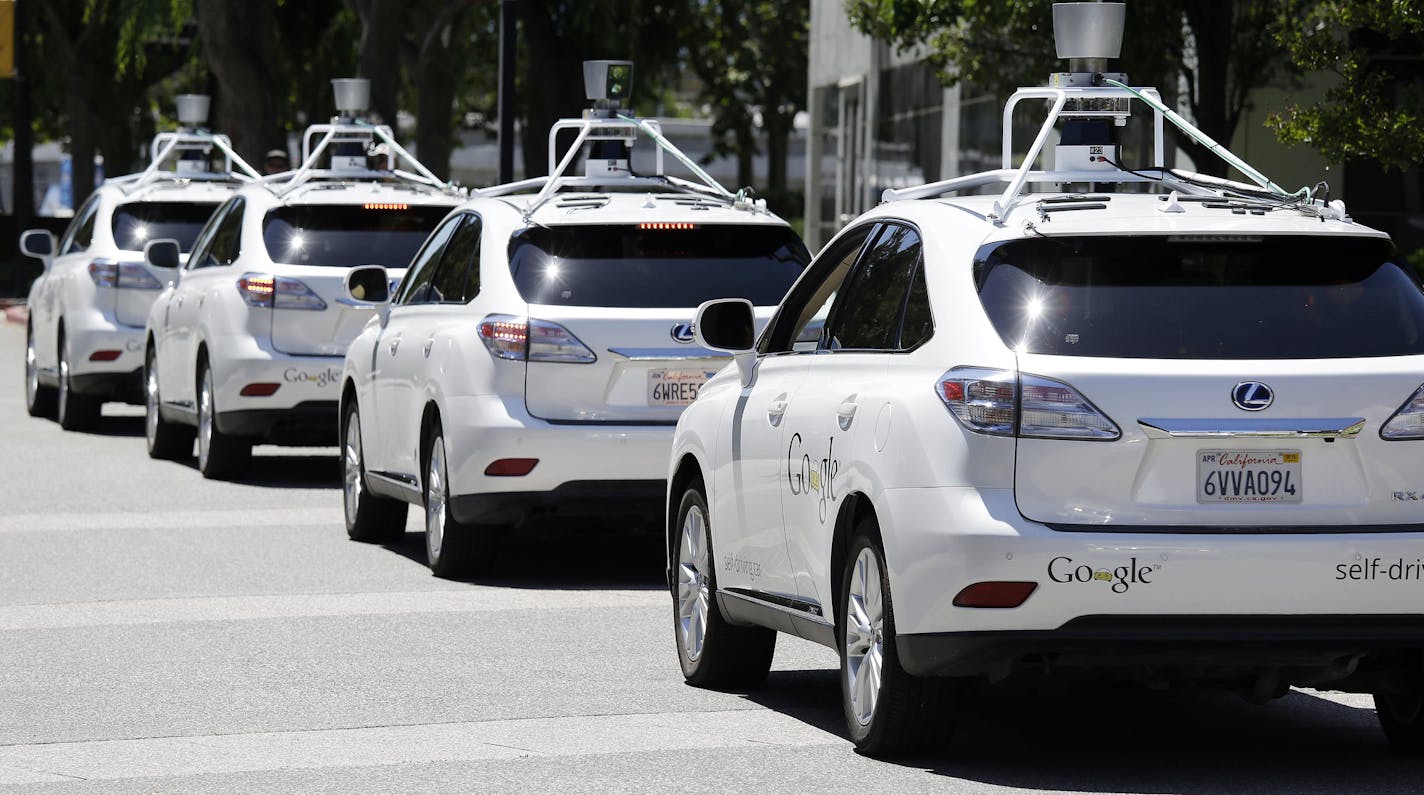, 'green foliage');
1268,1,1424,170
